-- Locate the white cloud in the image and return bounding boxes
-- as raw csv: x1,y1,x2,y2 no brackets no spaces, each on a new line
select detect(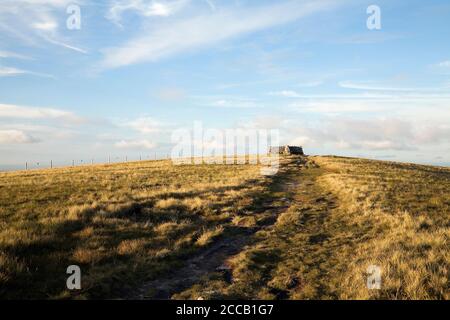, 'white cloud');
0,129,39,144
289,135,316,147
0,66,55,78
271,90,302,98
282,116,450,152
125,116,166,133
194,95,262,108
272,89,450,101
101,0,342,69
0,104,82,123
338,81,444,92
0,67,28,76
42,36,88,54
0,50,30,60
210,99,260,108
271,91,395,99
32,21,58,31
107,0,190,25
115,139,156,149
414,125,450,144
